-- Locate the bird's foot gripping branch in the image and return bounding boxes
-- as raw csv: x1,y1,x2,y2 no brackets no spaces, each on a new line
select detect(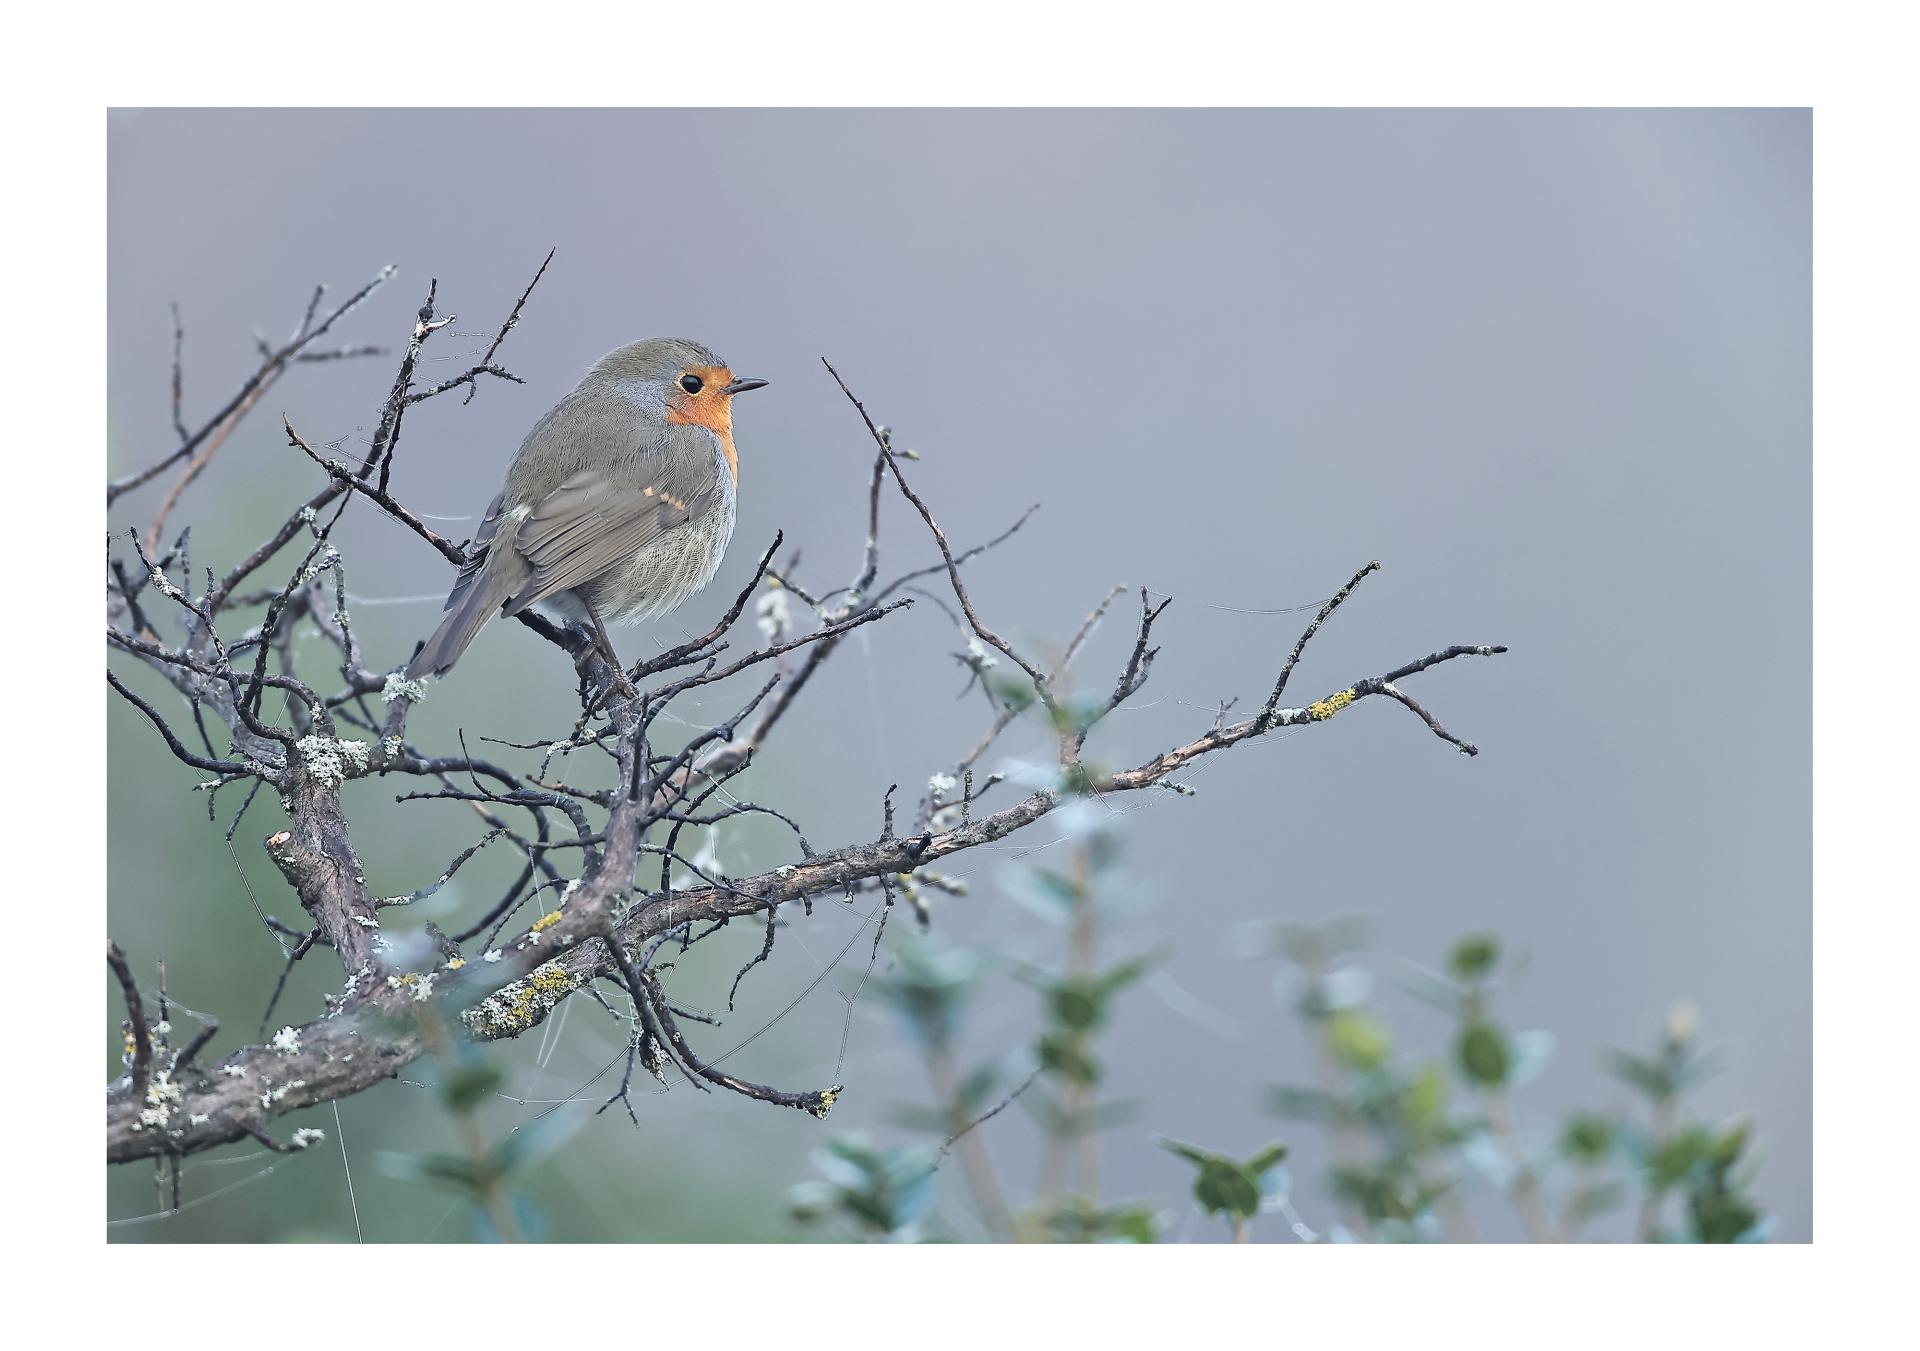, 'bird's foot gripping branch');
106,260,1505,1171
